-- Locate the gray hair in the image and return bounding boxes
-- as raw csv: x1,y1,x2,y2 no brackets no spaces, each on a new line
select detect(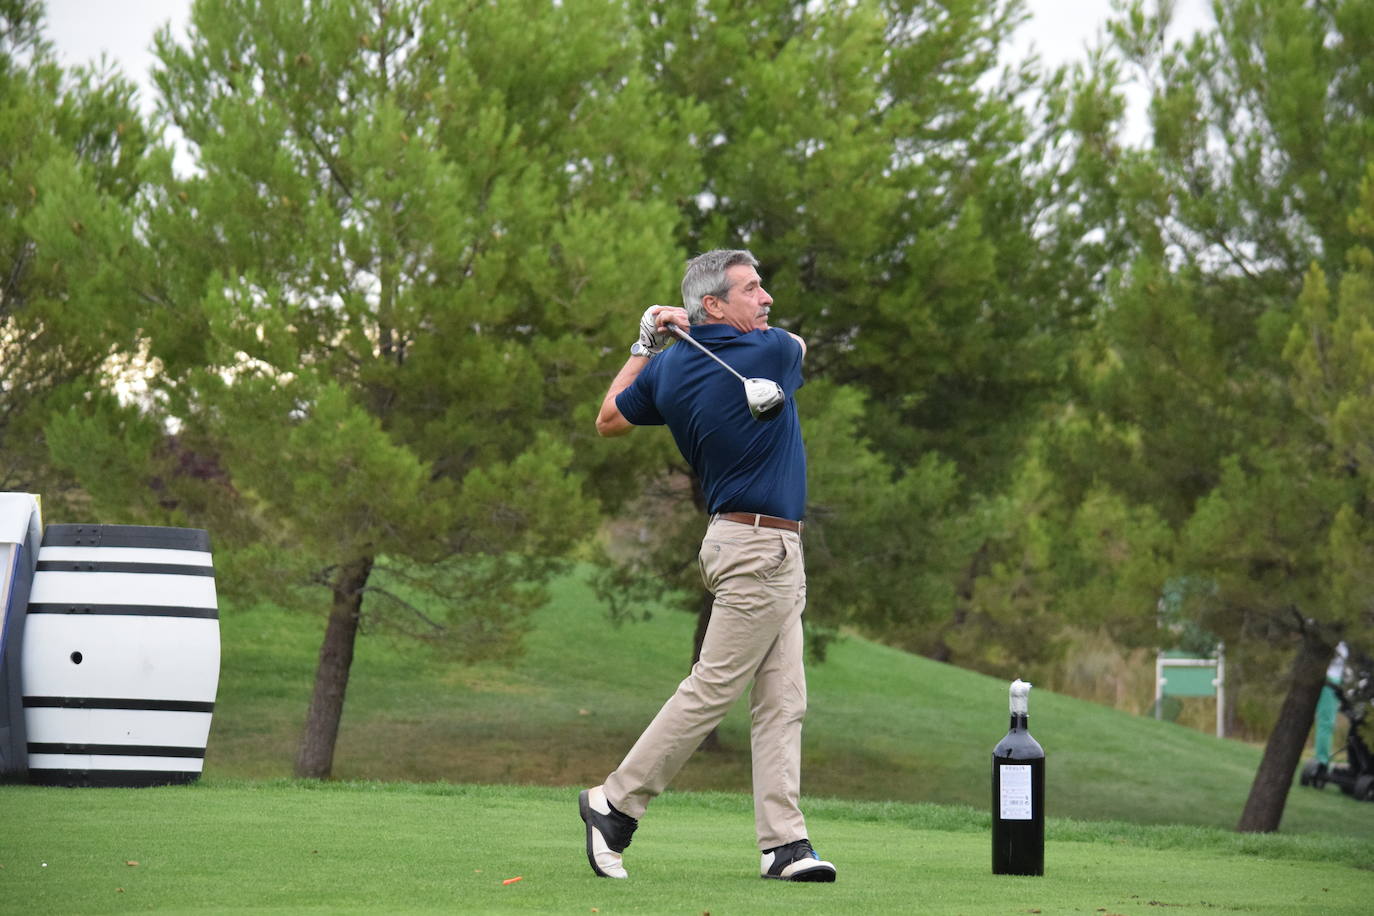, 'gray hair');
681,249,759,325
